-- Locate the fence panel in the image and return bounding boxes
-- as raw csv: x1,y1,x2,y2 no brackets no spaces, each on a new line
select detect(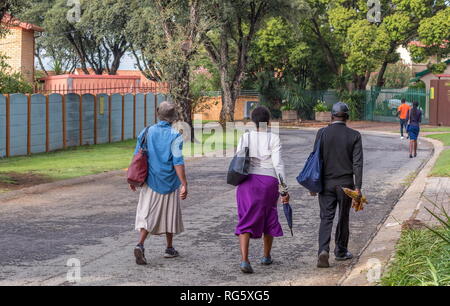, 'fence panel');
66,93,80,147
96,94,109,144
48,94,63,151
81,94,95,145
1,91,167,158
365,88,429,123
30,94,46,154
135,94,146,135
9,94,28,156
123,94,134,140
110,94,123,142
146,93,156,126
0,95,5,157
157,94,166,106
